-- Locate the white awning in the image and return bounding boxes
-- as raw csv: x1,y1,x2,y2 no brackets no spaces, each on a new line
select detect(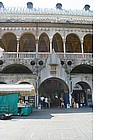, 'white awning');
0,84,34,92
0,84,35,96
